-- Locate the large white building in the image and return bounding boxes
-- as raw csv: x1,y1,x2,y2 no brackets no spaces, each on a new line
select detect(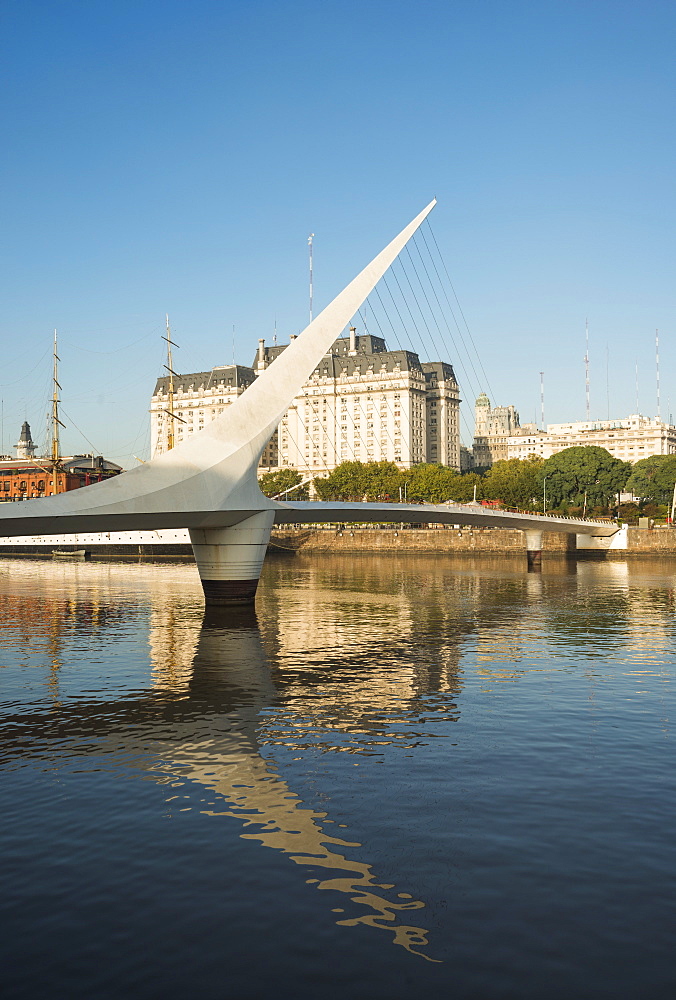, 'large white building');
150,363,280,468
150,329,461,474
507,414,676,463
